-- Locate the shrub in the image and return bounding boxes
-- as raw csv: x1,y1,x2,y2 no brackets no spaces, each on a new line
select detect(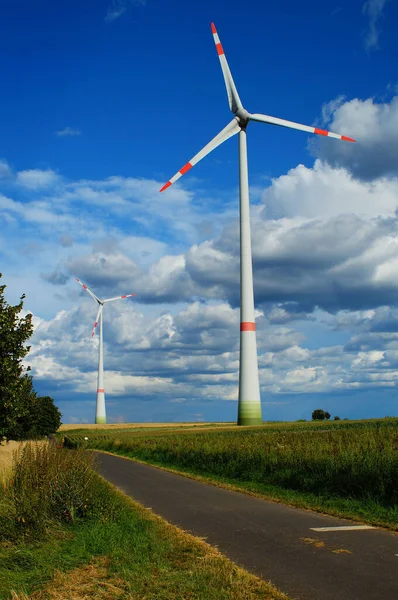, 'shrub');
8,442,112,536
